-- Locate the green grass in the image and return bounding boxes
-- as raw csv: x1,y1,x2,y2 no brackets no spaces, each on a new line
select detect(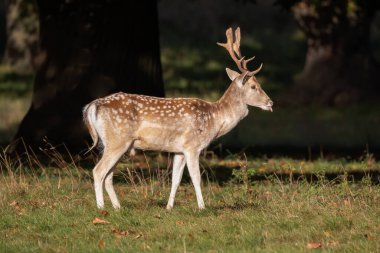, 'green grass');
0,8,379,250
1,154,379,252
